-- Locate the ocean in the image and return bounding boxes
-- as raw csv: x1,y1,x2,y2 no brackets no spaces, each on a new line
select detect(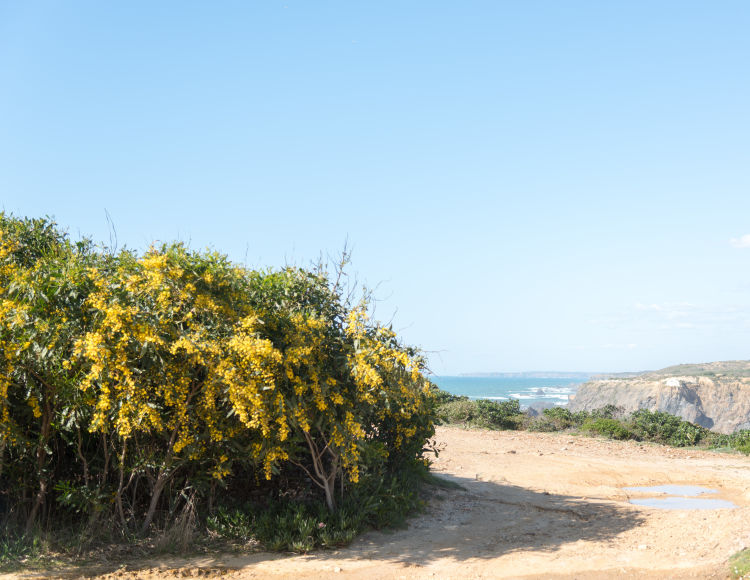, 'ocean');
430,376,588,408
